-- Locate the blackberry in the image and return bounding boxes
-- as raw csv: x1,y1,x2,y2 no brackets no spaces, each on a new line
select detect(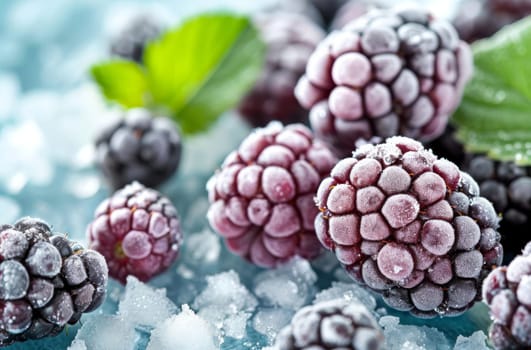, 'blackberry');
274,298,384,350
110,14,161,63
295,6,473,156
482,242,531,349
315,136,503,317
238,12,325,127
207,122,337,267
87,182,182,283
0,217,108,347
428,127,531,262
95,108,182,190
